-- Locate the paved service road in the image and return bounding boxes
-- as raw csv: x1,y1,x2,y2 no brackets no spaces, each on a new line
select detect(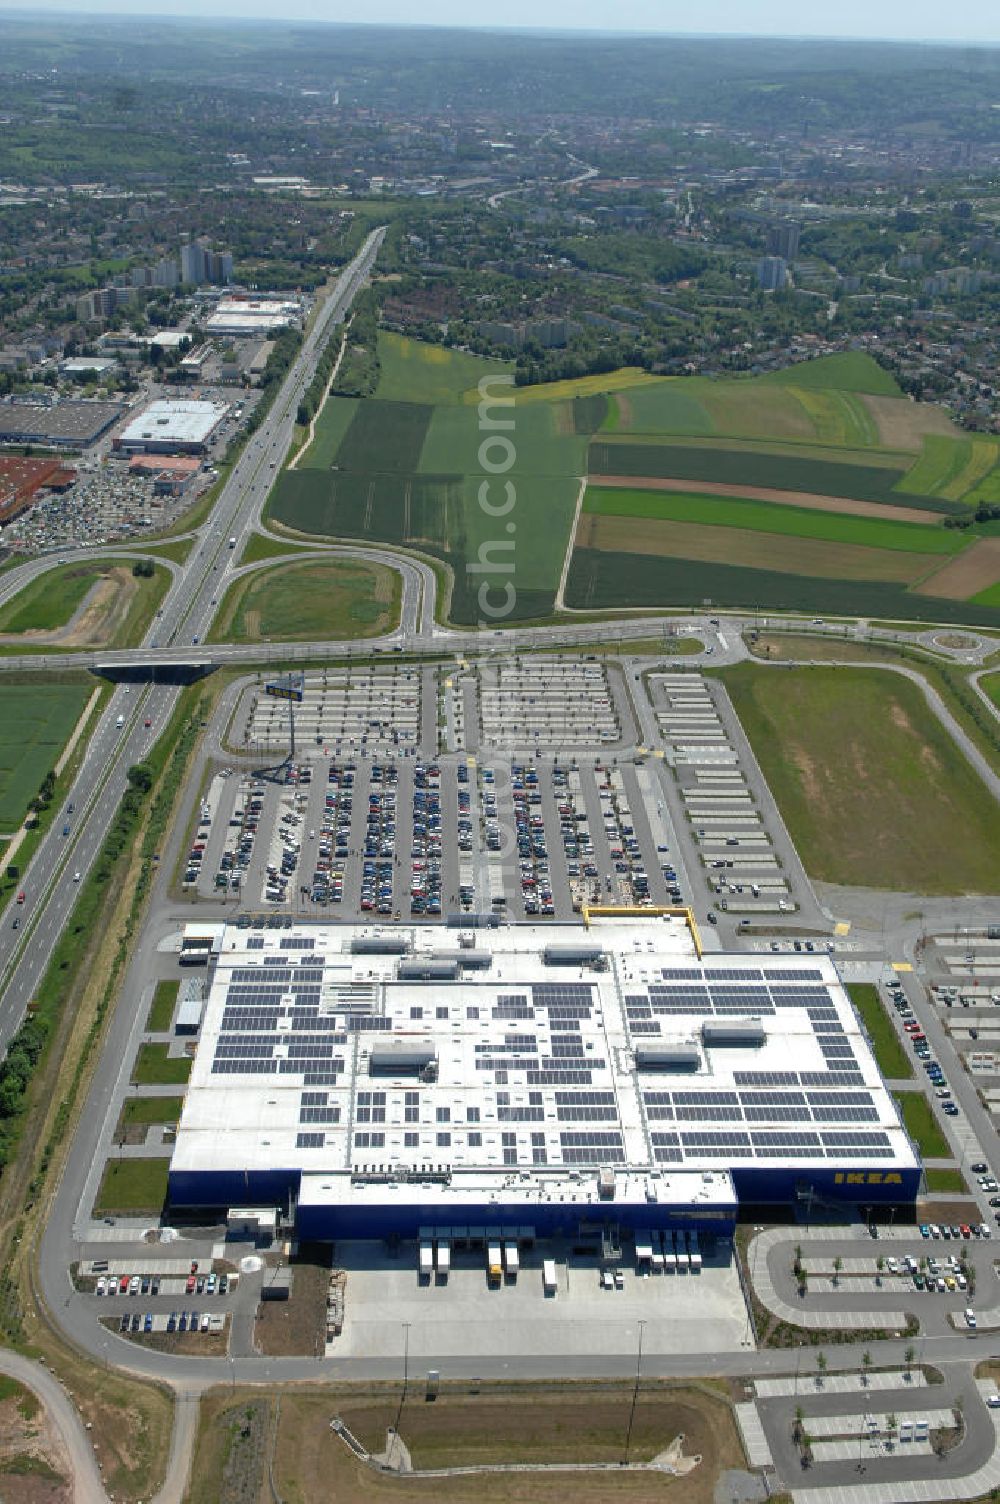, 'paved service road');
0,1348,110,1503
